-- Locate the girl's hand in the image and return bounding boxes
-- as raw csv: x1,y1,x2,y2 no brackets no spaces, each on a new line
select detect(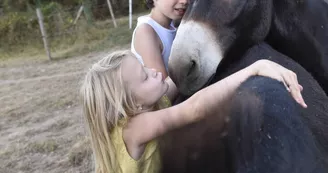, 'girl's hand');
251,60,307,108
